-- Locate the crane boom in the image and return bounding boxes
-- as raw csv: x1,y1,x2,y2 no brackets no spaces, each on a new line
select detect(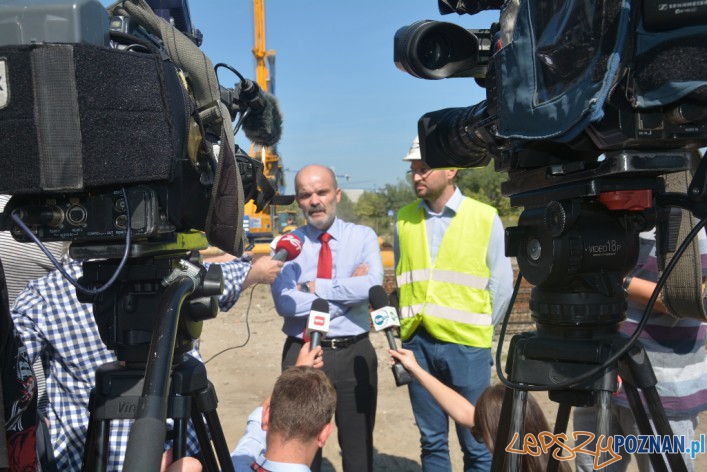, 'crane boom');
244,0,286,252
252,0,273,92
